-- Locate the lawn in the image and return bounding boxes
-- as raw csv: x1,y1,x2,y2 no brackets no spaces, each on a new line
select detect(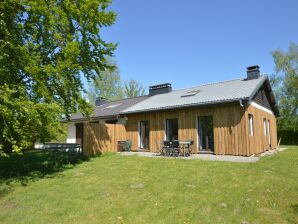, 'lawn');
0,147,297,224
